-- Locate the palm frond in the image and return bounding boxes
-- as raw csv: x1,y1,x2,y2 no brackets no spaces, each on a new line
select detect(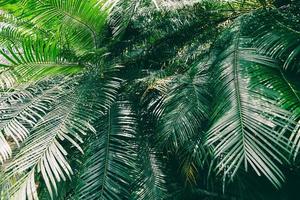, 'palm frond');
0,84,96,199
133,149,168,200
76,101,137,200
206,23,293,188
0,77,71,163
0,12,38,46
21,0,110,50
147,67,210,150
248,56,300,160
253,9,300,72
0,37,84,84
0,71,121,199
